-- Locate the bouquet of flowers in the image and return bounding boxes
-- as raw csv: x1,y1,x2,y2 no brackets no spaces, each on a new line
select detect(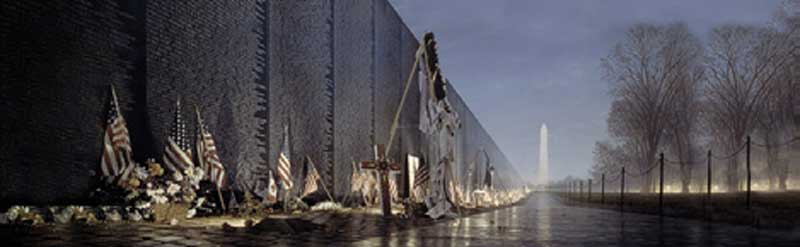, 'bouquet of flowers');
117,159,208,221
